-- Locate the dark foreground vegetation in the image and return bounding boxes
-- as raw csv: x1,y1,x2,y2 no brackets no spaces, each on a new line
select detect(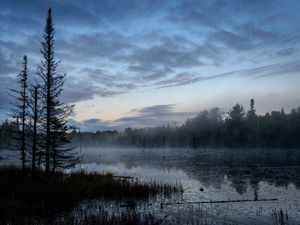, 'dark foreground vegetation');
0,166,181,225
68,100,300,149
0,8,182,225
